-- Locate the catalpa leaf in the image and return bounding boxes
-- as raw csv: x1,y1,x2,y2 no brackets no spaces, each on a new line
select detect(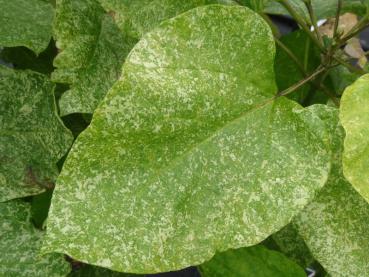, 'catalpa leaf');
43,6,330,273
340,74,369,203
0,66,73,202
0,200,71,276
0,0,54,54
56,0,224,116
53,0,128,116
294,105,369,276
199,245,306,277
